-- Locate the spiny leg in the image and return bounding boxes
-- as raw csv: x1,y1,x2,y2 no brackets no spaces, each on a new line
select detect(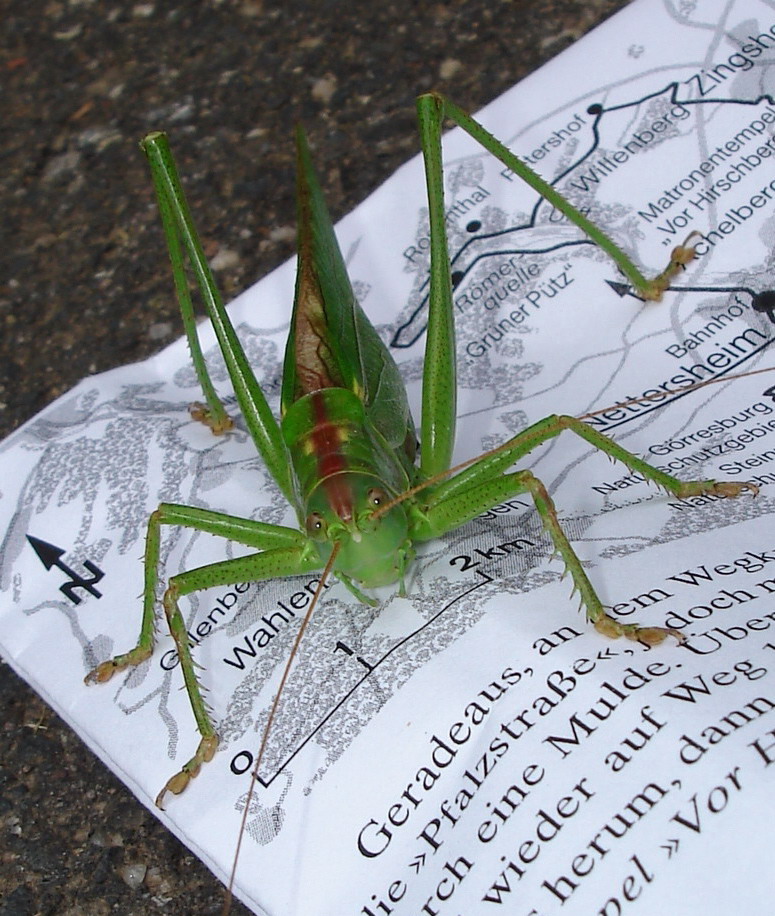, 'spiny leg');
416,93,698,302
412,95,702,499
160,541,327,807
518,471,683,645
153,543,322,808
159,577,219,806
85,503,322,806
143,134,232,435
85,504,312,684
554,415,758,500
423,414,757,512
410,415,756,642
420,467,682,644
142,133,297,504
